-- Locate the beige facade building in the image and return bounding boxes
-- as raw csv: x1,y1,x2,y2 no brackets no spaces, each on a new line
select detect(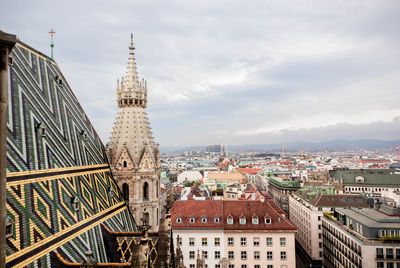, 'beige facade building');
108,35,161,231
171,199,297,268
289,187,367,267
